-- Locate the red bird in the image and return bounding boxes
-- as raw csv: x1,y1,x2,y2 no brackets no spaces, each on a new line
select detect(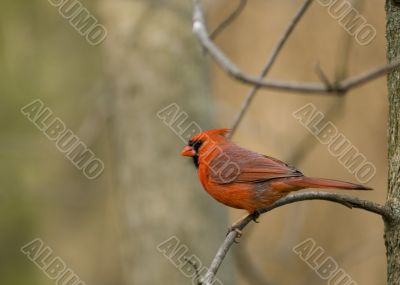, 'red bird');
181,128,371,215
